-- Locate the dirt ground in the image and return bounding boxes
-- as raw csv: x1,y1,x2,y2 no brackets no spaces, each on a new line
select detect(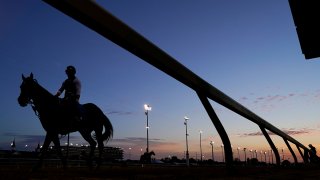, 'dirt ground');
1,164,320,179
